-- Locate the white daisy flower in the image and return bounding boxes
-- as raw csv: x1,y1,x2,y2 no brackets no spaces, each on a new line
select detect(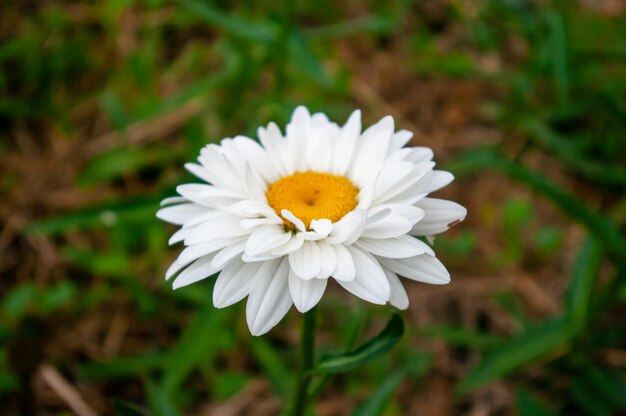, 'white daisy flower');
157,106,467,335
